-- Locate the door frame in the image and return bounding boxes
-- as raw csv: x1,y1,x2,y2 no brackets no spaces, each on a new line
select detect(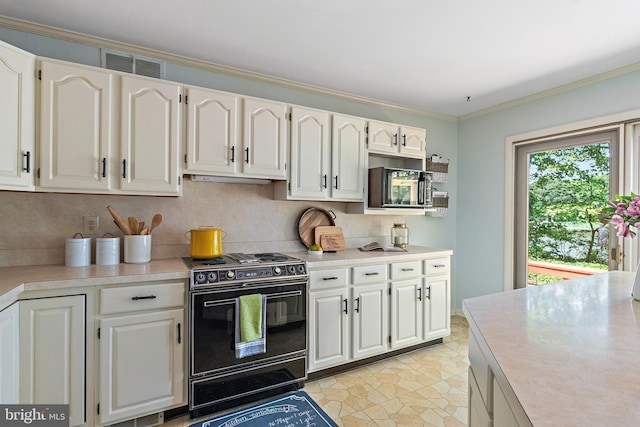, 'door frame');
503,109,640,292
